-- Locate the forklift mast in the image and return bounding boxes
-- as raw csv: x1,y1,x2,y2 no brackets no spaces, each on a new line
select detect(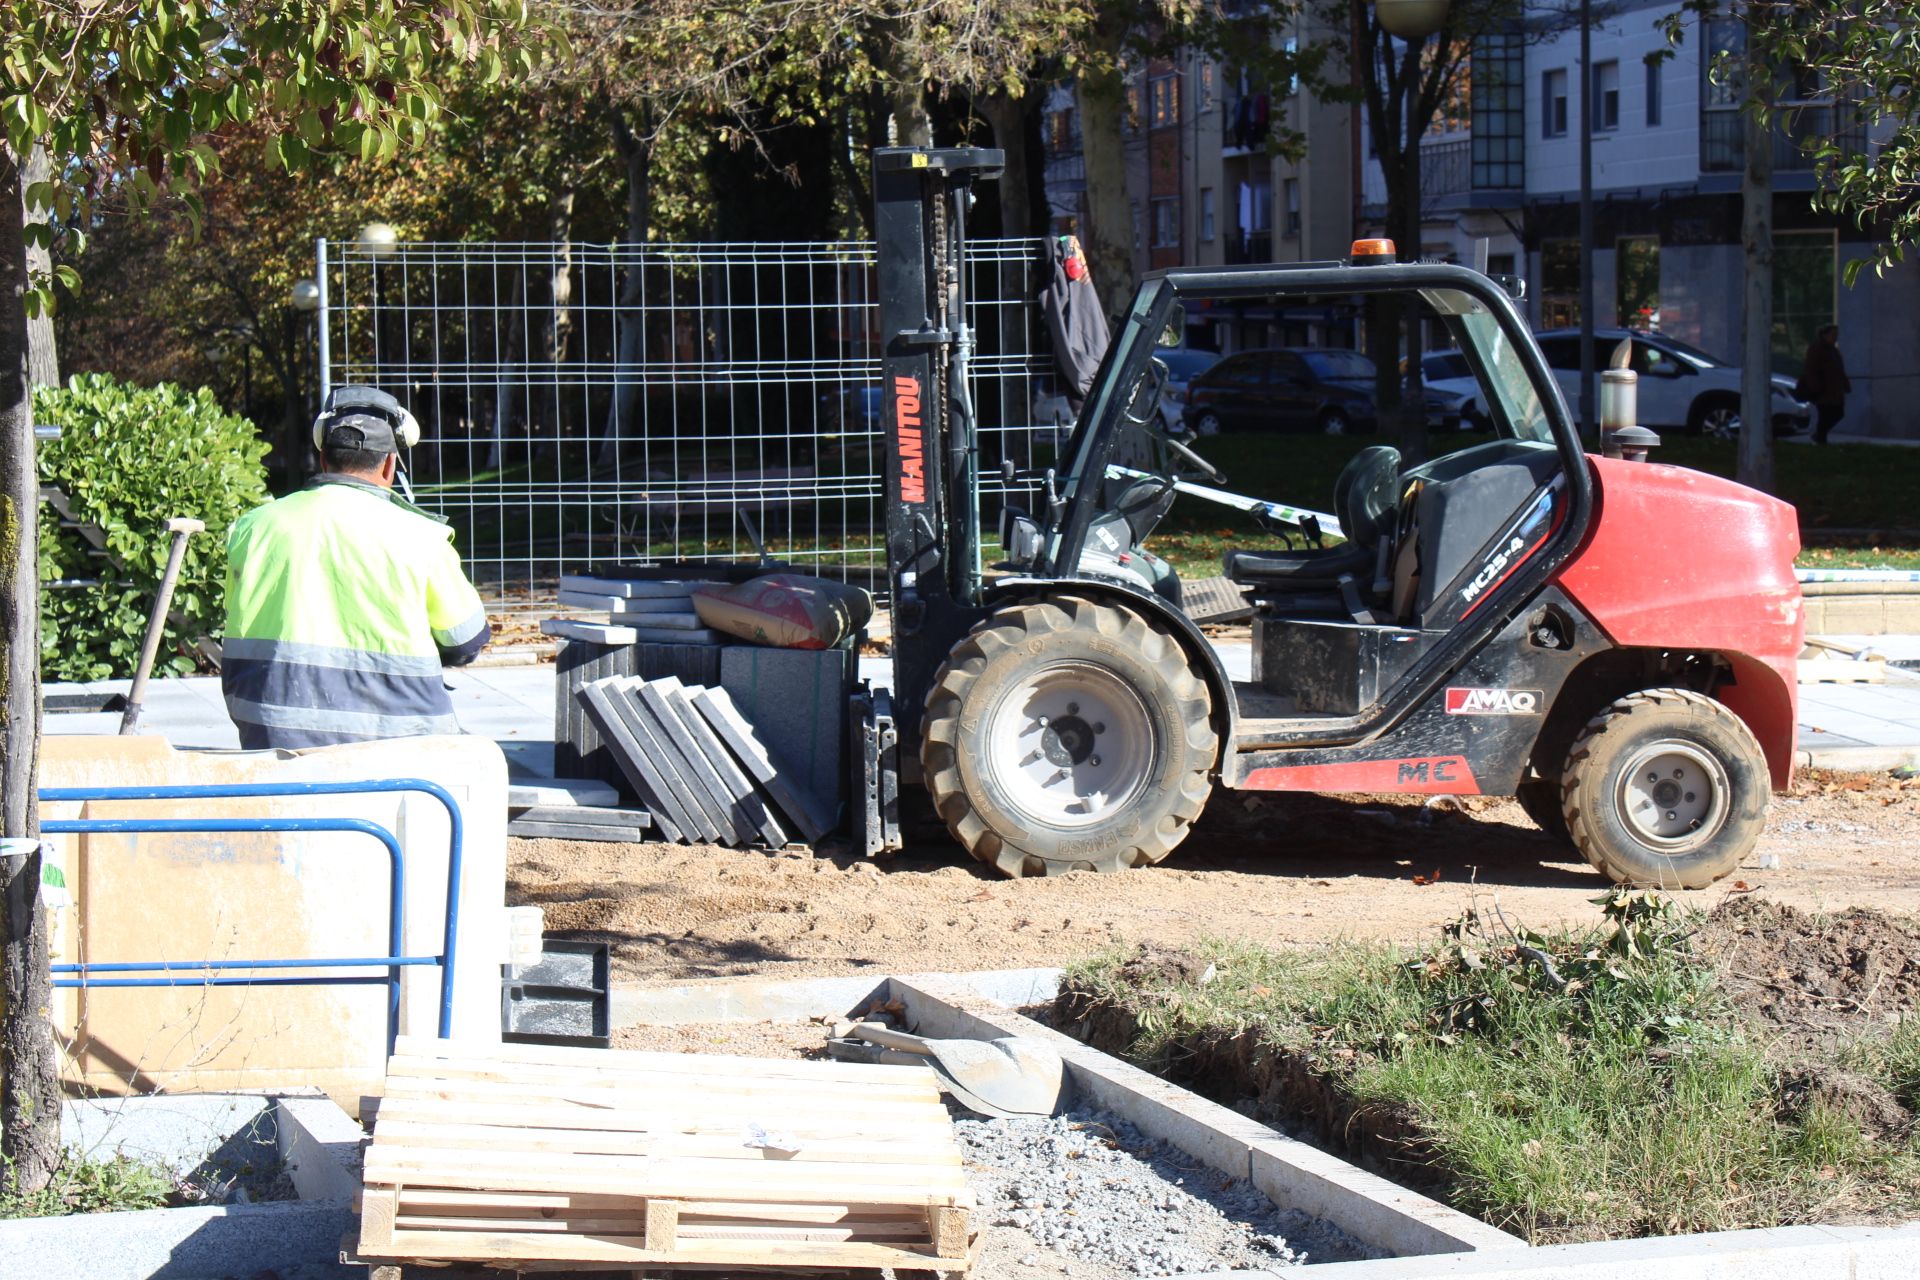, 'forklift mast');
873,146,1004,746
